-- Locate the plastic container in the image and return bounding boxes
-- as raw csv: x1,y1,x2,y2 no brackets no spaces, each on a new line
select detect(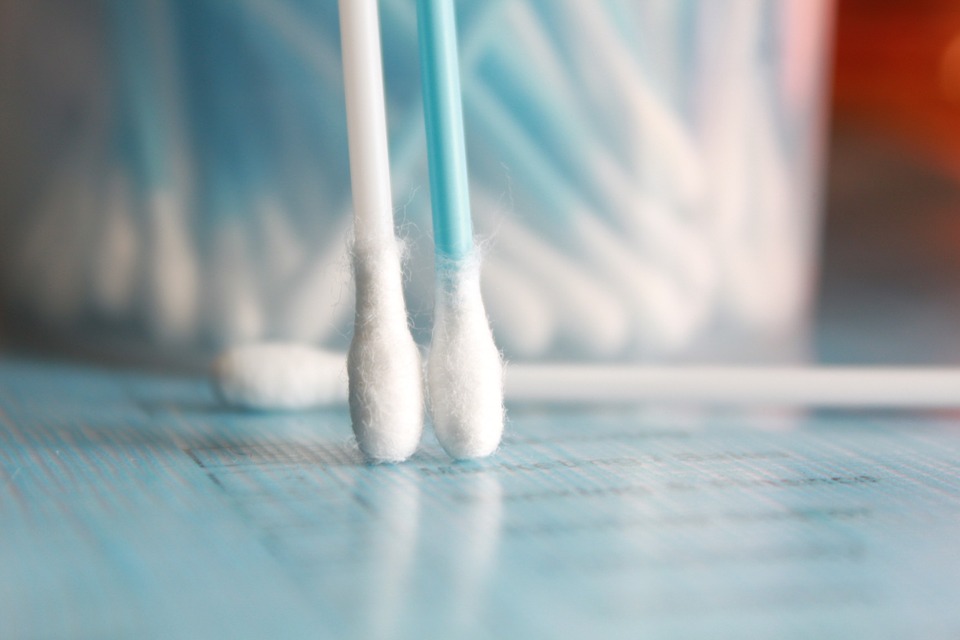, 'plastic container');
0,0,834,365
